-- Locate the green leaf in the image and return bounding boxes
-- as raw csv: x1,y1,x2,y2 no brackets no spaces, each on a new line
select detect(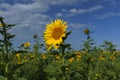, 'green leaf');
0,40,4,43
13,78,27,80
0,30,4,35
13,50,29,54
44,63,62,75
48,78,56,80
6,24,16,30
0,76,7,80
7,34,16,40
63,30,72,41
7,24,16,27
66,30,72,36
0,17,4,21
39,44,44,46
64,44,71,49
0,63,5,71
44,64,56,73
